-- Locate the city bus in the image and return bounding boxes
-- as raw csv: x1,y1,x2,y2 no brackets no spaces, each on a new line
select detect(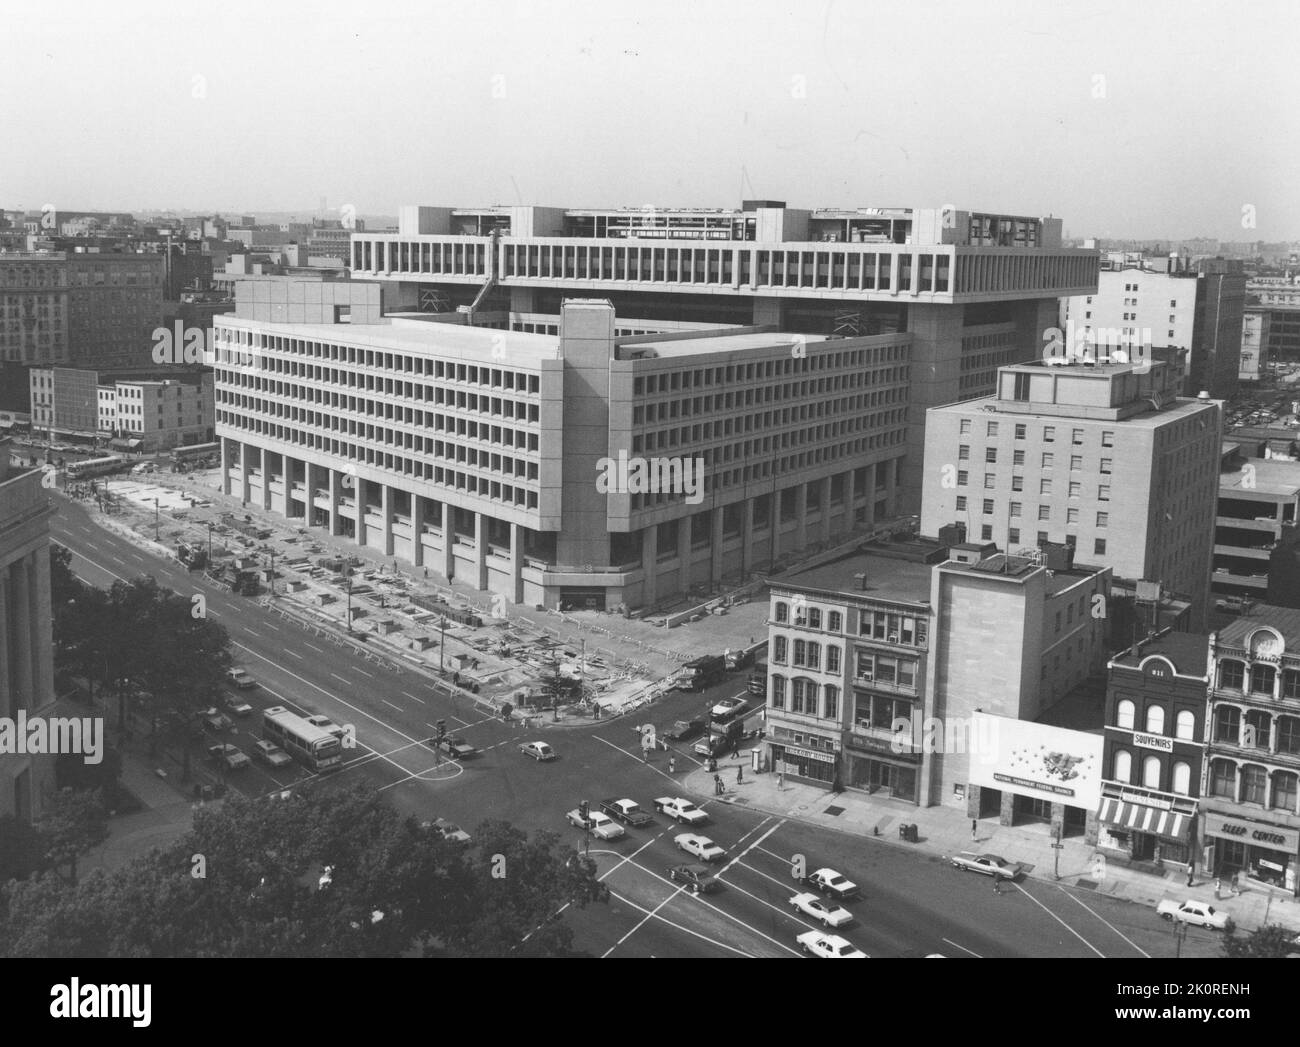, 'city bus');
170,441,219,464
66,455,126,480
261,706,344,773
